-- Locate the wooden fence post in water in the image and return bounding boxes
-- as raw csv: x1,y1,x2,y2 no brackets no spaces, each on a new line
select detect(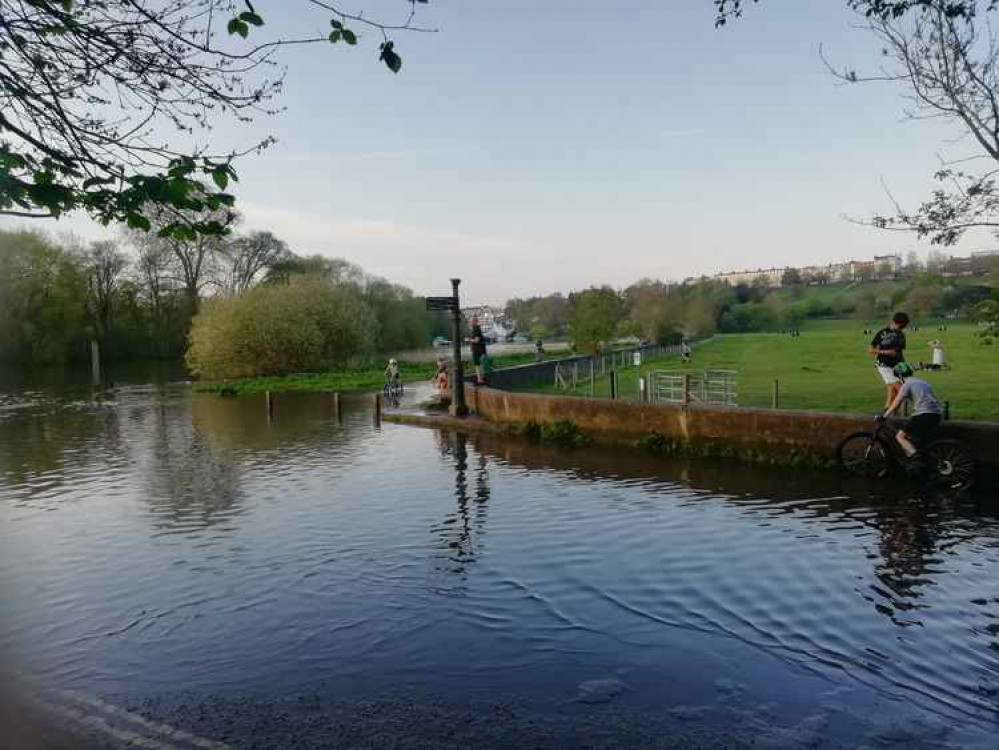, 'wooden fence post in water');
772,379,780,410
266,391,274,423
373,392,382,425
90,340,101,386
332,392,341,420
